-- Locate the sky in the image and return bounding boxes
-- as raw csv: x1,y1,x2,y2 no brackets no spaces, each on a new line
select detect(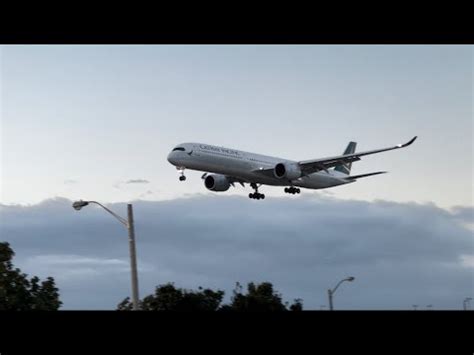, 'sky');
0,45,473,309
1,195,473,310
0,45,472,207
